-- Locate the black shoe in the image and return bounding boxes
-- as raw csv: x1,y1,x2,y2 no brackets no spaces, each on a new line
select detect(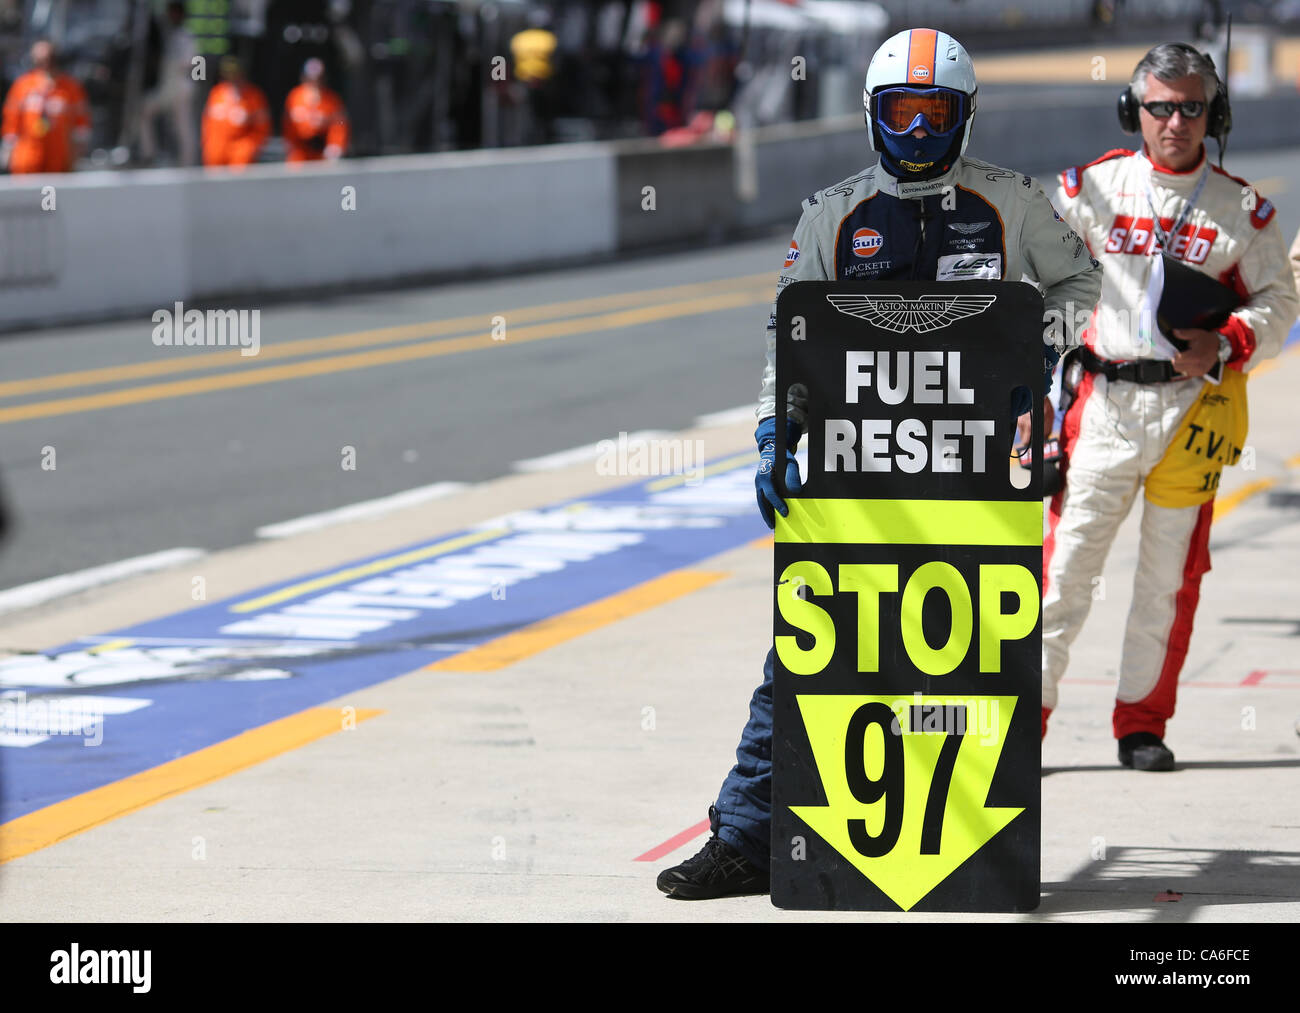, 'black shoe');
1118,732,1175,771
656,836,770,900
